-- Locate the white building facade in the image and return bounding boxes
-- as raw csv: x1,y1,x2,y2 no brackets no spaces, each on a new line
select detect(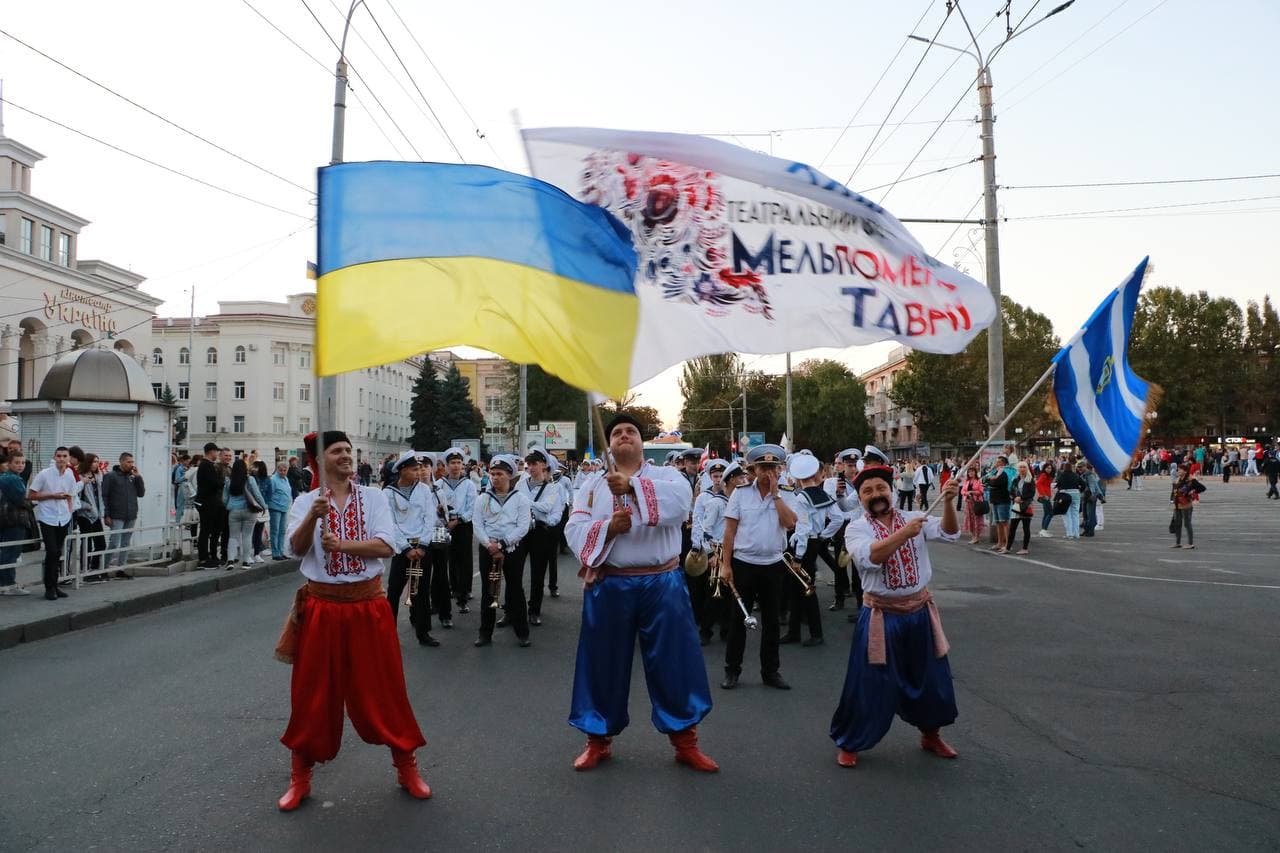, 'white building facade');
147,295,425,463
